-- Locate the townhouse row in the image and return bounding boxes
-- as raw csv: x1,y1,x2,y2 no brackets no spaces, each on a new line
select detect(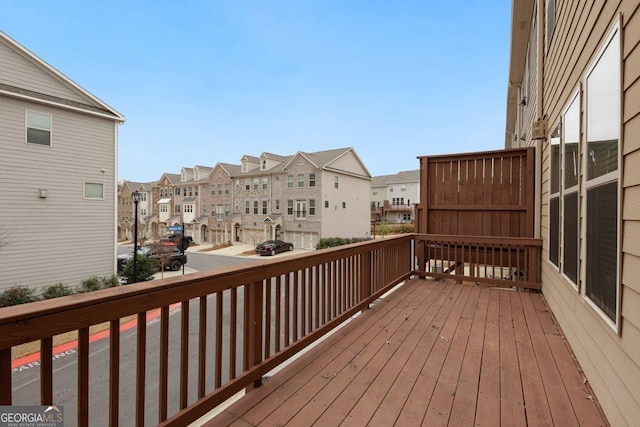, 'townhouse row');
119,148,378,250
